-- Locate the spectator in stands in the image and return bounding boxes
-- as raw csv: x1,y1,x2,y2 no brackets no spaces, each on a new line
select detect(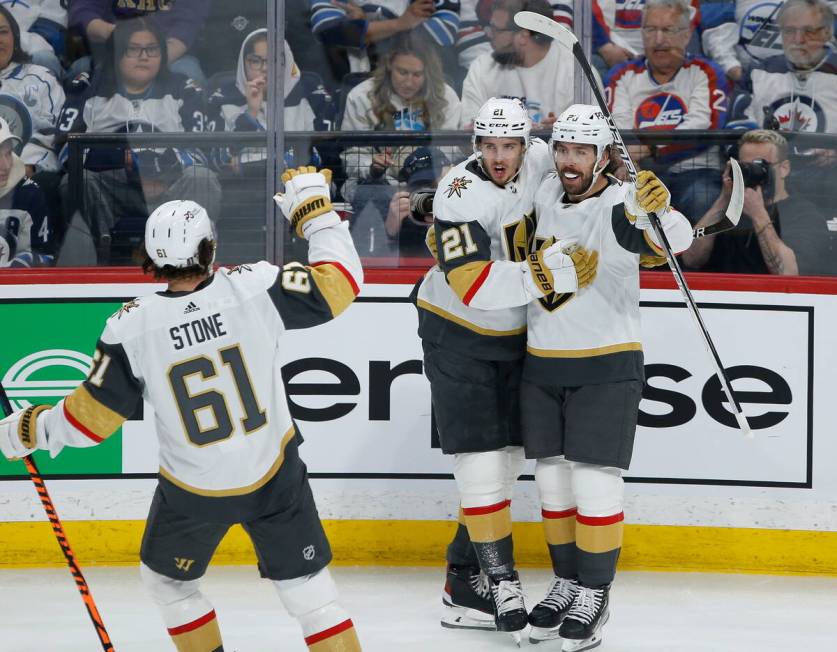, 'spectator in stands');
593,0,700,74
310,0,460,78
0,5,64,174
683,129,837,274
55,18,221,266
341,34,460,200
738,0,836,137
702,0,837,83
455,0,572,75
460,0,575,128
0,118,53,267
3,0,66,79
68,0,210,83
606,0,729,222
384,146,449,257
206,32,331,170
